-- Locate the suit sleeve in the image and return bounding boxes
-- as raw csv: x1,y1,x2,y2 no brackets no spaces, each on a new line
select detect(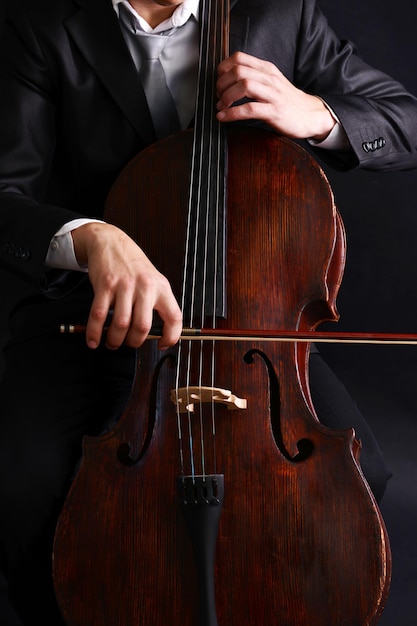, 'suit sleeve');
0,6,87,289
294,0,417,171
